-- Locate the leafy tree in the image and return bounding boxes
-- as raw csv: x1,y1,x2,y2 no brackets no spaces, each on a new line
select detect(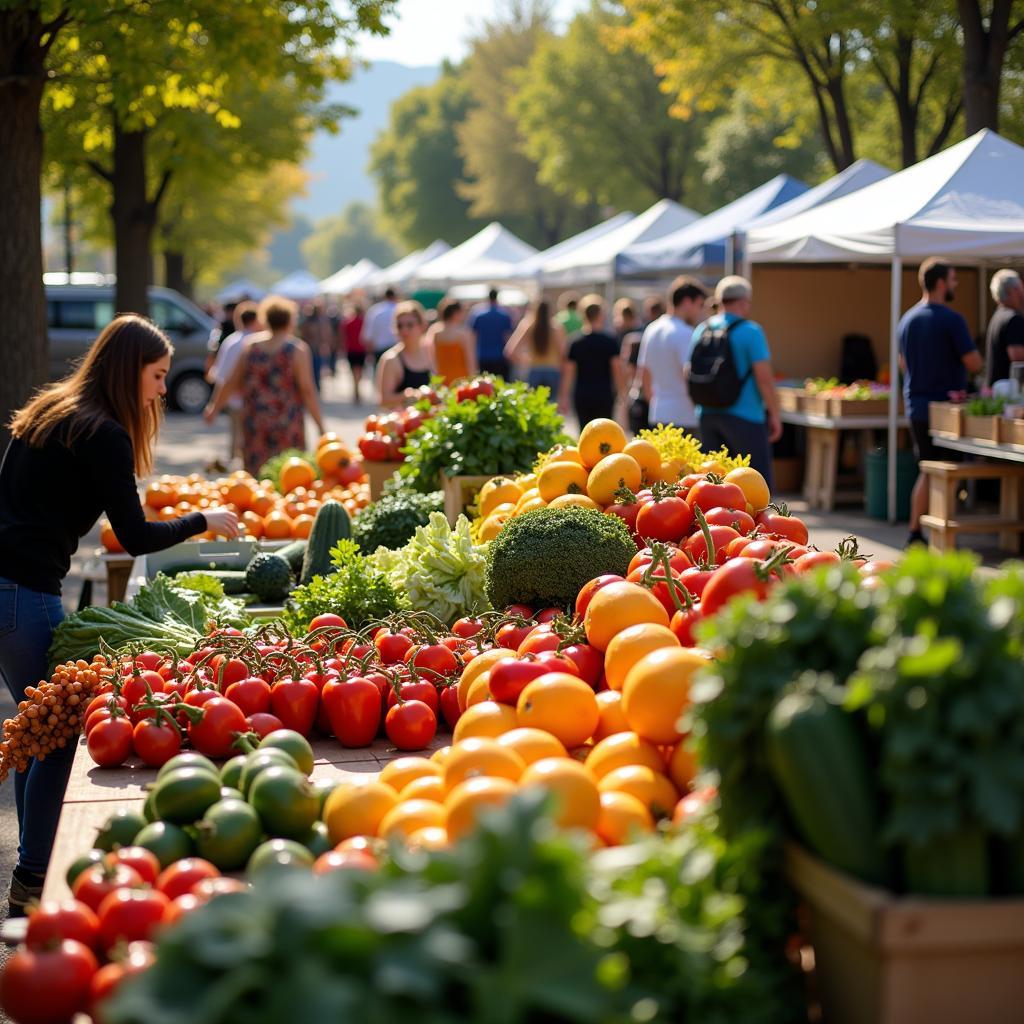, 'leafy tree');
301,201,397,279
957,0,1024,132
512,1,706,210
370,63,484,249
